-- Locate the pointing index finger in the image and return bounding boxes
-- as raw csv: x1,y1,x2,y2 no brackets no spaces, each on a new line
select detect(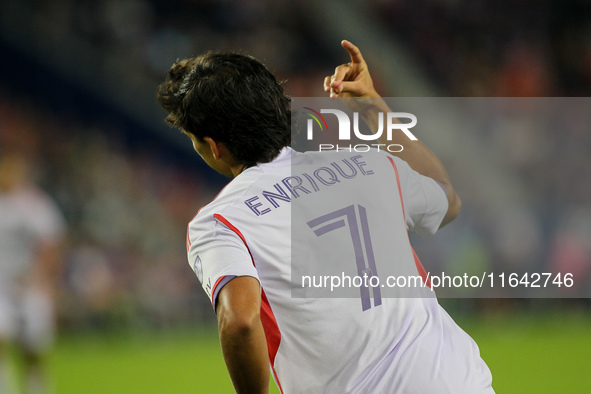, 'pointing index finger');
341,40,365,65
